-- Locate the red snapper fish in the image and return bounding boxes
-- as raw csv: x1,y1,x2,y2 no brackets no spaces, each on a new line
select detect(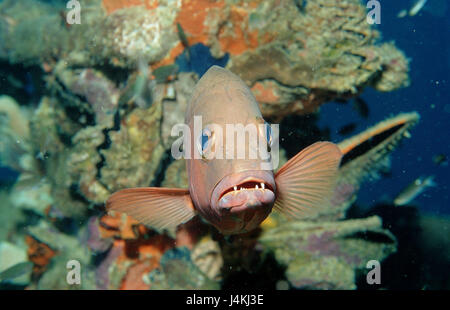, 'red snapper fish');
106,66,342,235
